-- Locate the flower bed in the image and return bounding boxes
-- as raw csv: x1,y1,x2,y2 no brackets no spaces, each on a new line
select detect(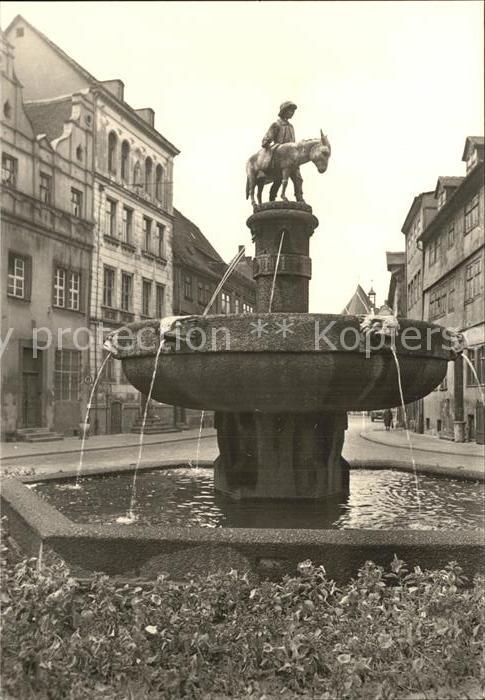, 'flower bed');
2,523,484,699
